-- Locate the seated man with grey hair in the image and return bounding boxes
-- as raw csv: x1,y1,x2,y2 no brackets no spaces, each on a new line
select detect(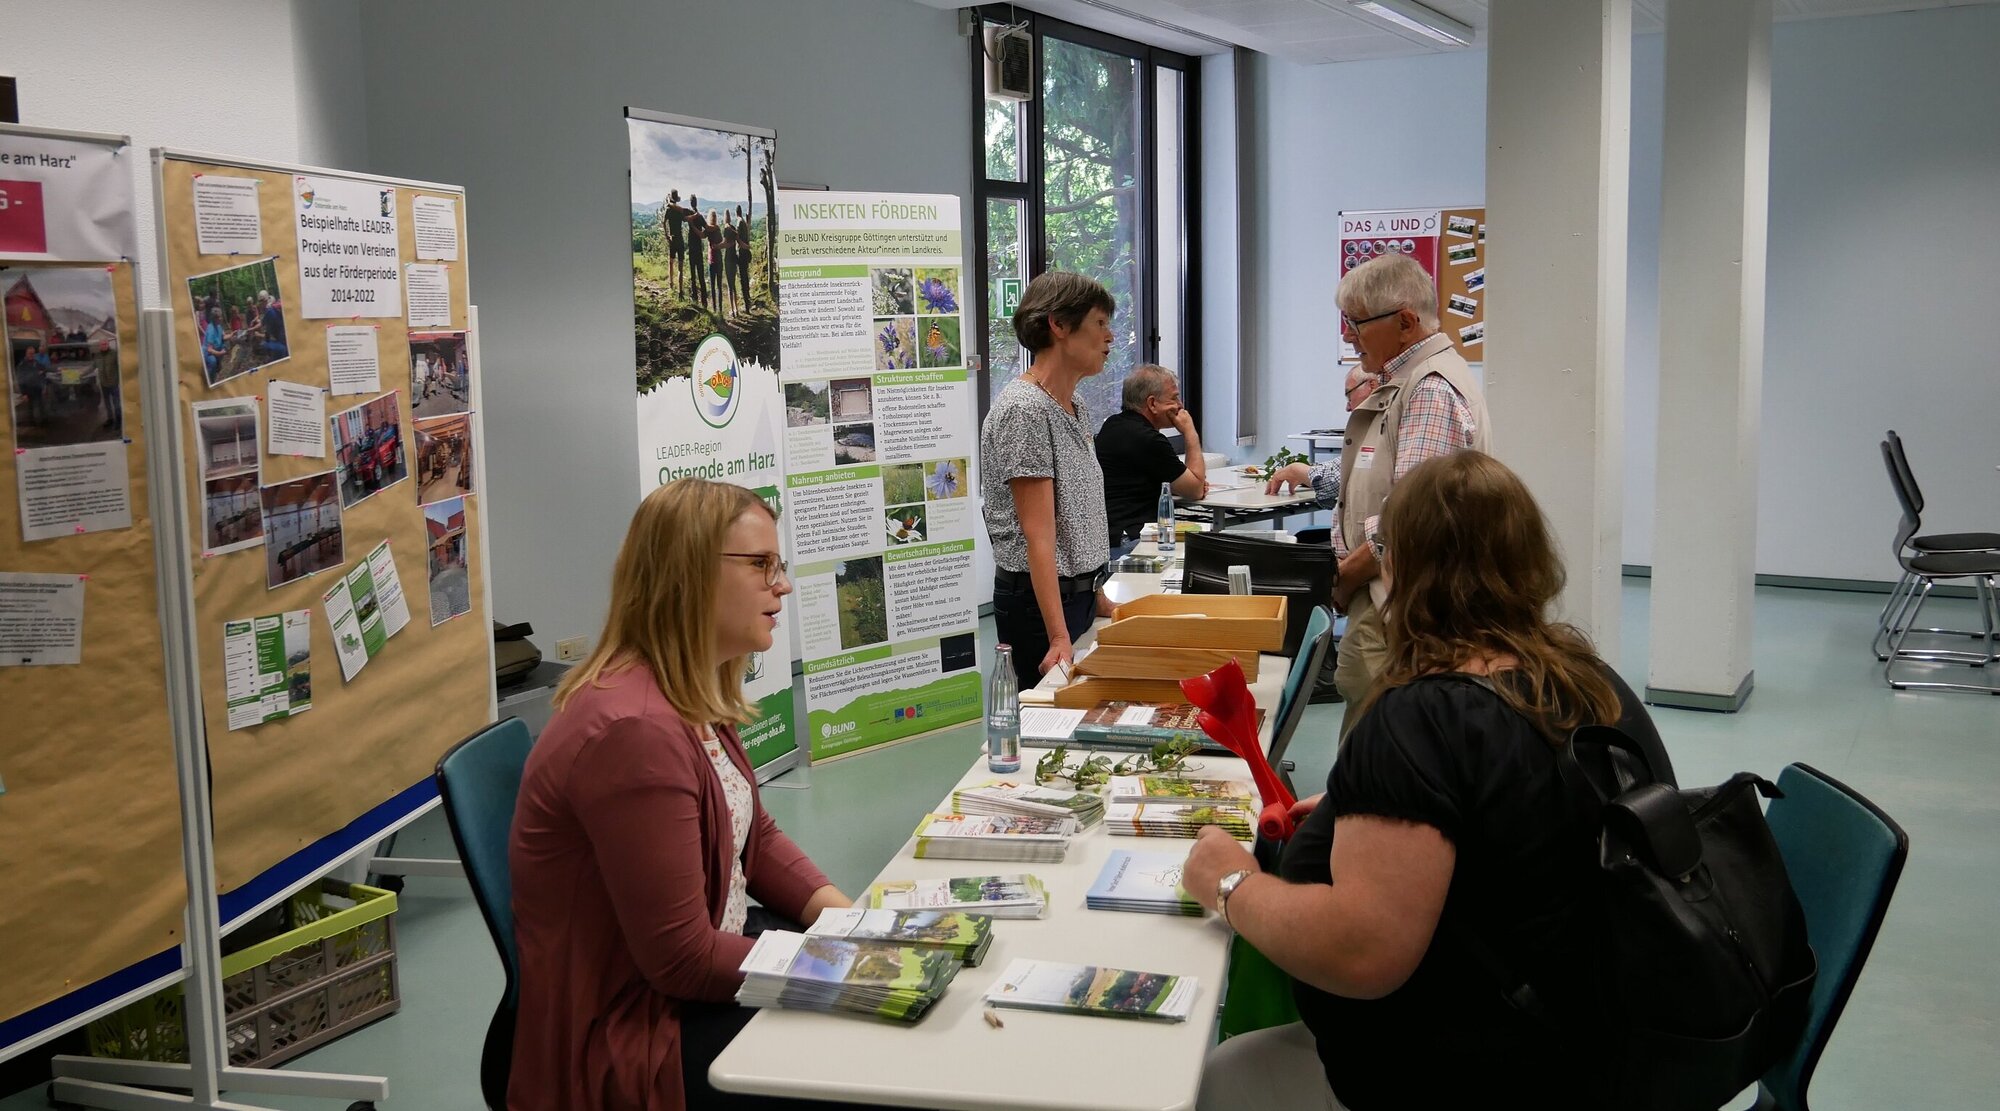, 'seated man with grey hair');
1095,364,1209,553
1321,253,1490,741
